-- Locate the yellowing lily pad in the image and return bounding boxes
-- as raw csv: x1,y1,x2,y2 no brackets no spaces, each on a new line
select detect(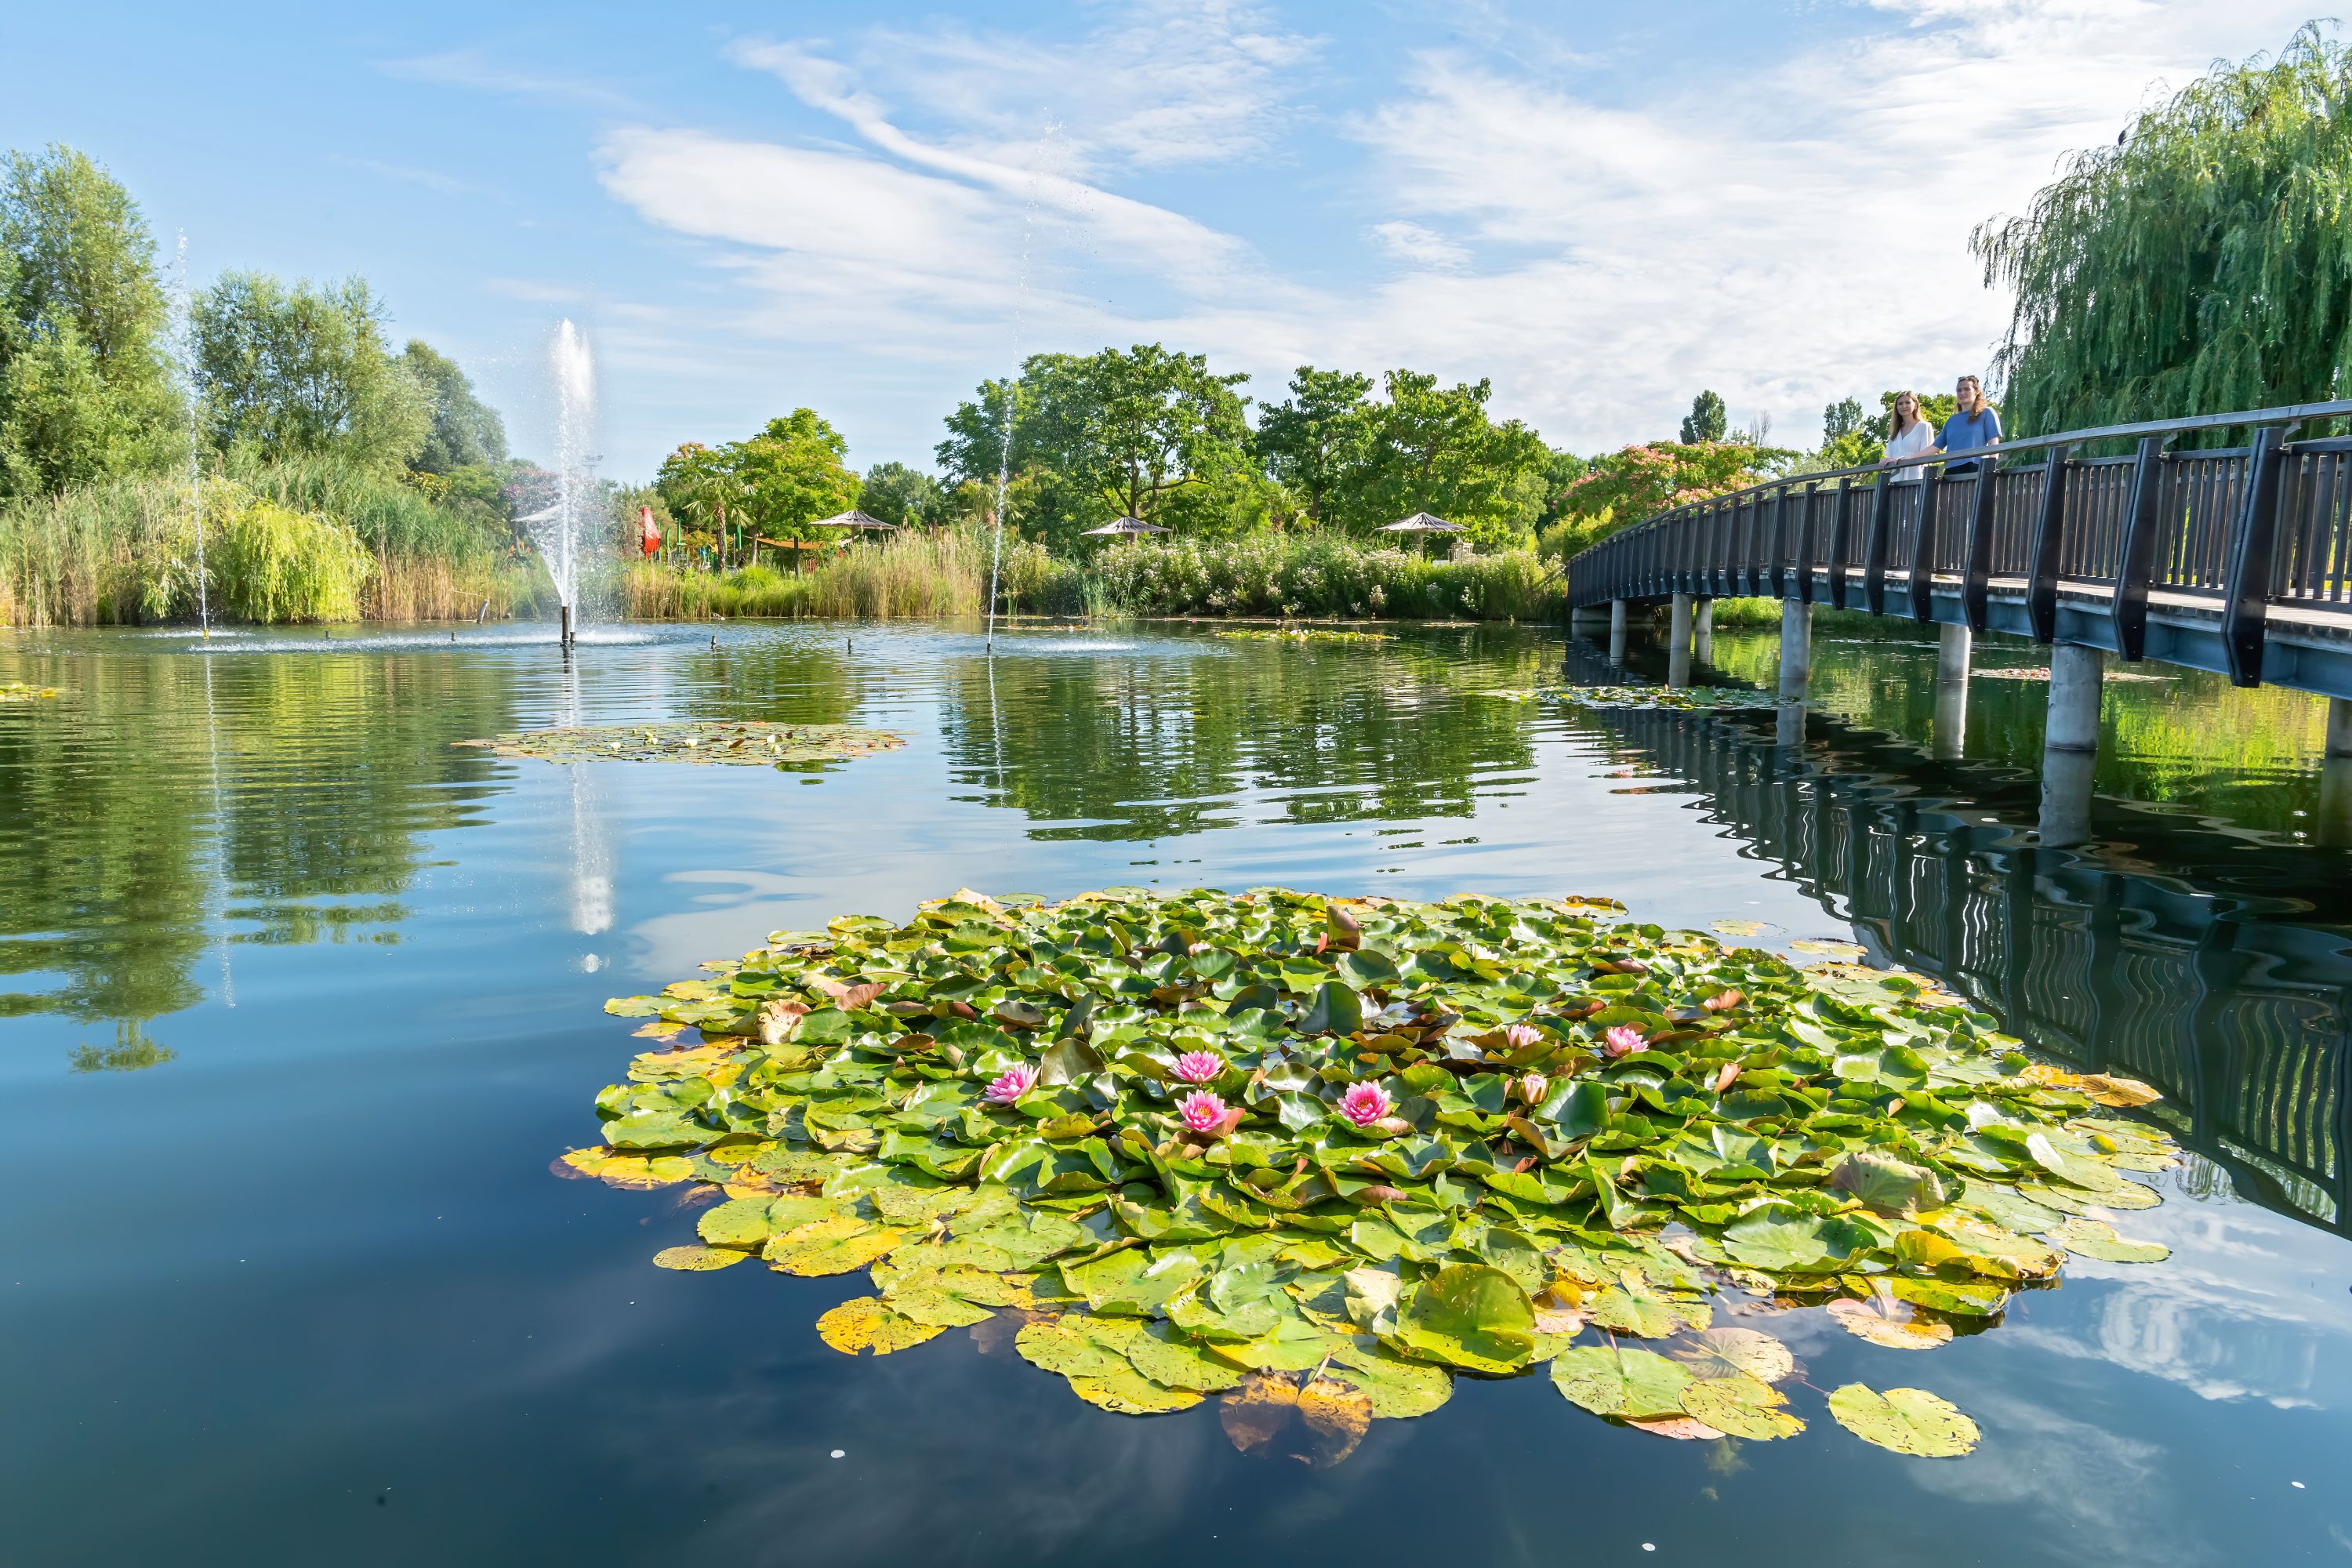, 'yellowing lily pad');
1827,1296,1953,1350
1827,1383,1980,1457
2045,1217,2170,1263
652,1244,750,1271
1682,1374,1804,1439
817,1297,949,1355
